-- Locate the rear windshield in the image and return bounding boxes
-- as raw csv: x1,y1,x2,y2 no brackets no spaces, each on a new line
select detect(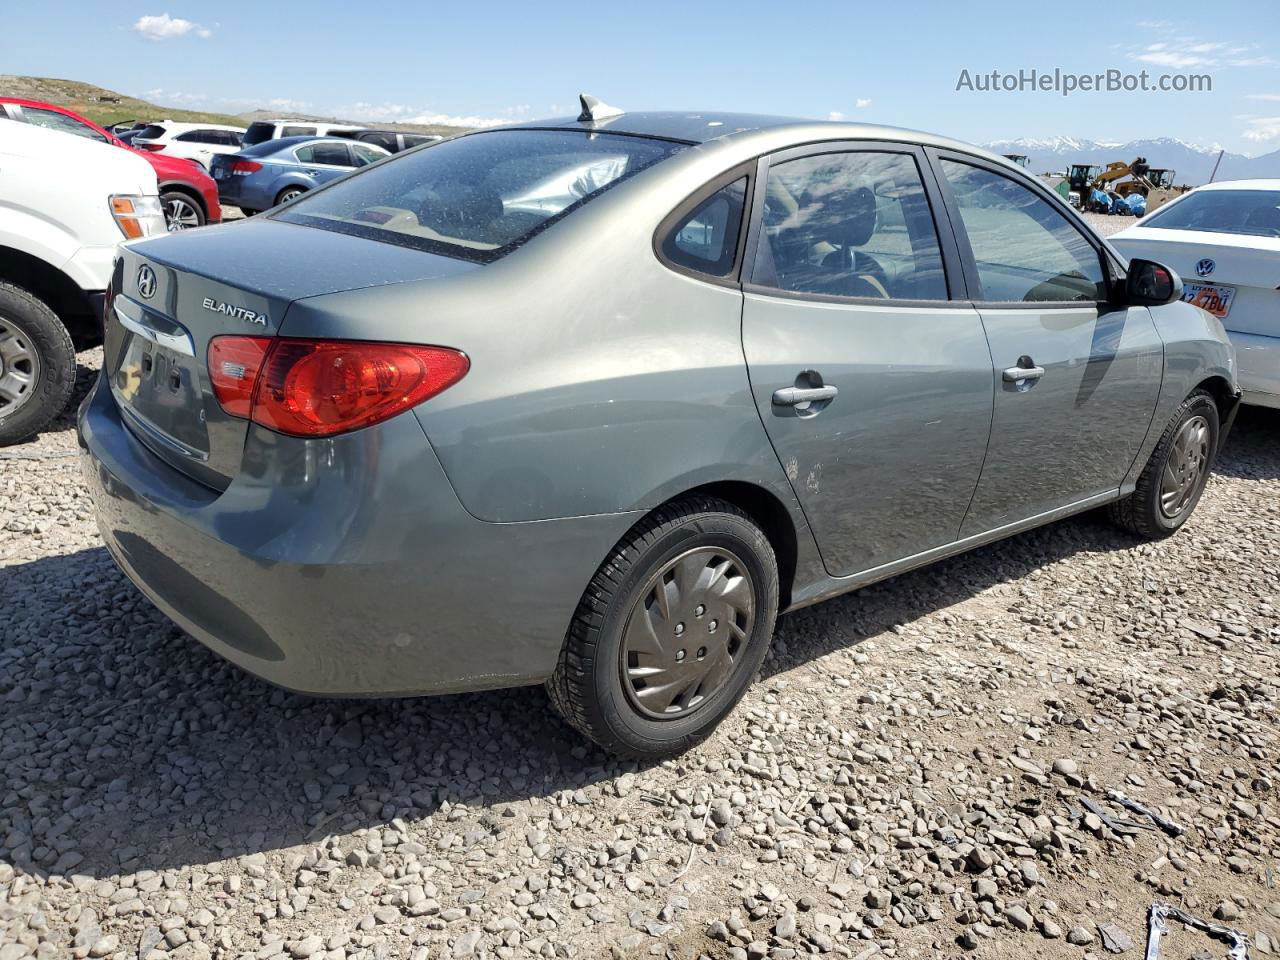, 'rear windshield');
242,122,278,147
239,139,294,158
1143,189,1280,239
274,129,686,263
137,124,166,139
